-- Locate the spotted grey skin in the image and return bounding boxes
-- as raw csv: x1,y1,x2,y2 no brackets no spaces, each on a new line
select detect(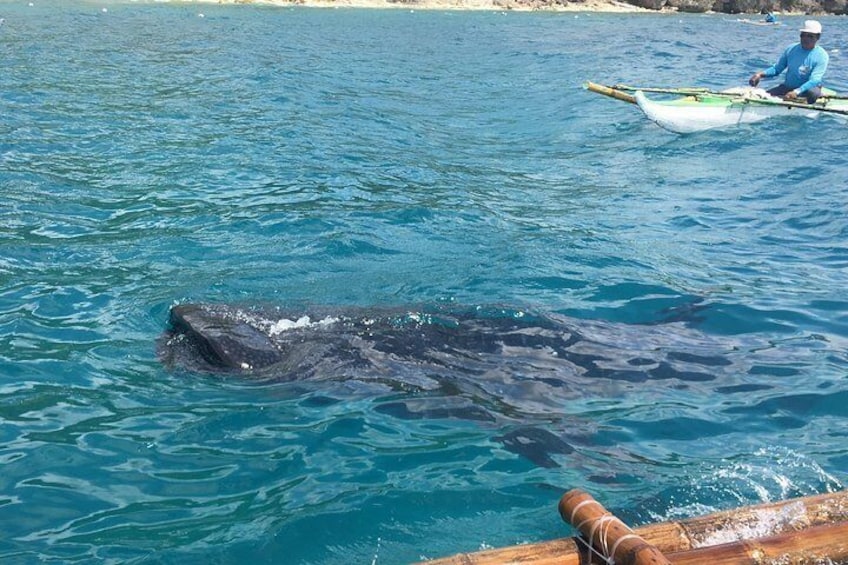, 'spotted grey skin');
156,302,777,467
158,302,730,382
